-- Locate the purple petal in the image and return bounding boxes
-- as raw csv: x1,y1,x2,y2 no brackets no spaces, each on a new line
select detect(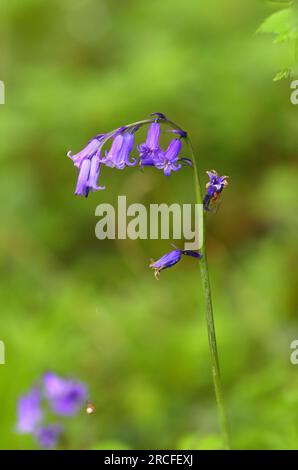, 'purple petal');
16,388,43,434
35,425,62,449
150,249,182,270
101,134,124,168
146,123,161,150
68,138,100,168
74,158,91,197
164,139,182,160
116,133,136,169
88,155,105,191
43,372,88,416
